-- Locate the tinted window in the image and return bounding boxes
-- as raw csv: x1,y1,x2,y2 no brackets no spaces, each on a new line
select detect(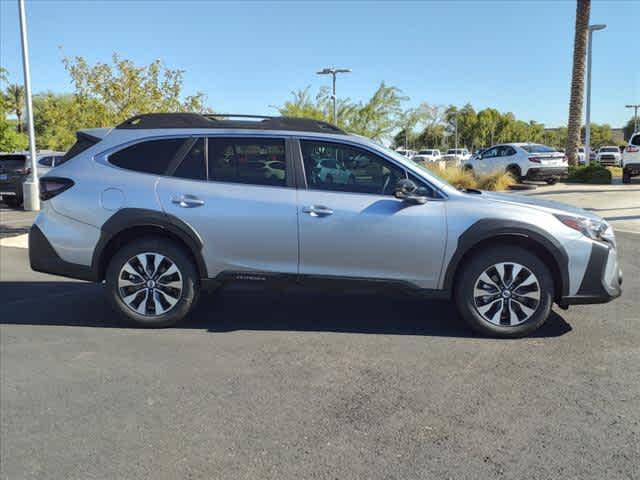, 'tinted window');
38,156,53,167
208,138,286,187
482,147,499,159
521,144,556,153
62,133,99,162
53,155,66,166
600,147,619,153
301,140,406,195
632,135,640,147
109,138,186,174
0,155,27,170
173,138,206,181
499,146,516,157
